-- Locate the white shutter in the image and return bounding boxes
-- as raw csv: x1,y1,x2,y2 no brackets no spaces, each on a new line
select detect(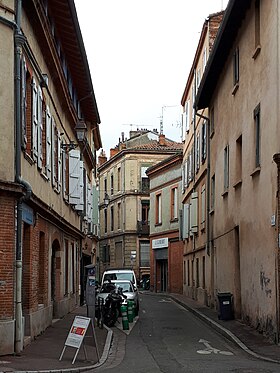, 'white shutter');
181,165,185,193
32,77,38,162
183,203,189,239
196,133,200,172
51,117,56,187
186,100,190,132
69,150,81,205
21,57,27,147
87,183,93,222
190,192,198,233
74,160,84,211
181,111,186,141
46,106,52,179
57,132,62,192
37,86,43,169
